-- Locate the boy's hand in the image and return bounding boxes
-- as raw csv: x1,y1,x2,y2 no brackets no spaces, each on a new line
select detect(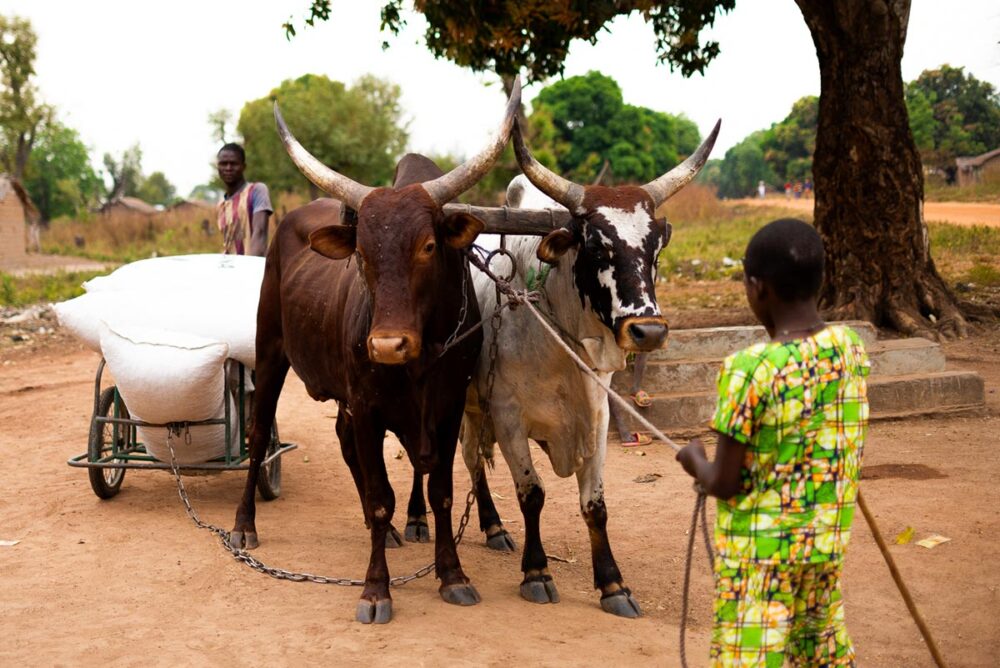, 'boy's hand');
676,438,707,479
